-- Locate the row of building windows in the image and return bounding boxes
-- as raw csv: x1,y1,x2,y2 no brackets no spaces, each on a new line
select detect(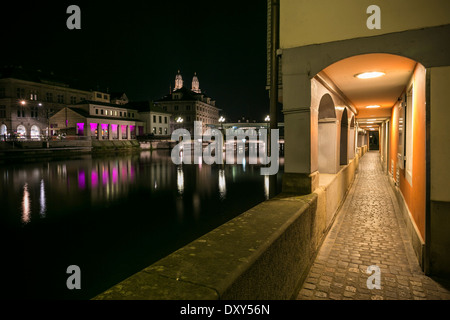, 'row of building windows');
7,87,85,104
152,115,168,124
94,108,135,118
152,127,168,135
167,105,216,114
96,93,109,99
